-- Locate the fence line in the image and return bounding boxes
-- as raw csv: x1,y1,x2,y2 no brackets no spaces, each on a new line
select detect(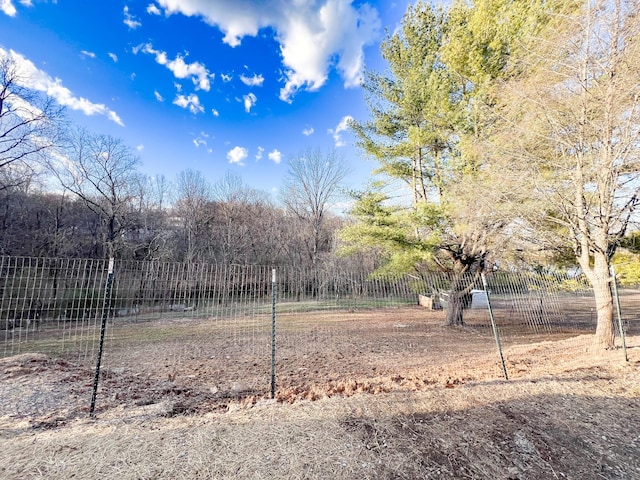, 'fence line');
2,257,634,356
1,256,636,413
